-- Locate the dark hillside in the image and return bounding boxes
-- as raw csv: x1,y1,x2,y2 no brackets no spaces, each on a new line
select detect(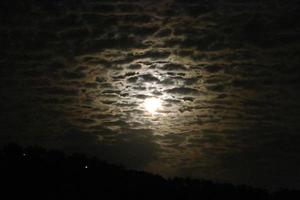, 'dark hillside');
0,143,299,200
